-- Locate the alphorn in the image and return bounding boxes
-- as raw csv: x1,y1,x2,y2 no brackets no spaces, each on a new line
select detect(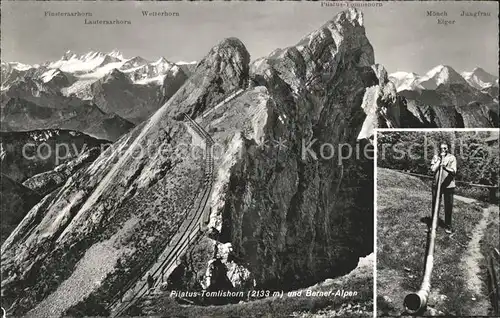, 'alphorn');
403,158,444,314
